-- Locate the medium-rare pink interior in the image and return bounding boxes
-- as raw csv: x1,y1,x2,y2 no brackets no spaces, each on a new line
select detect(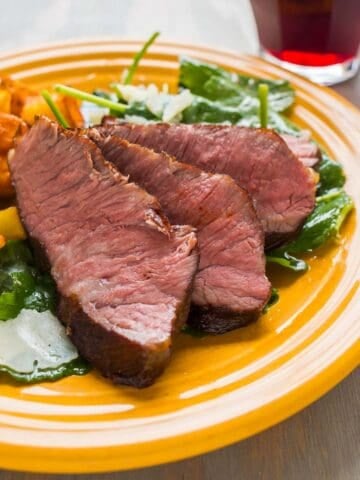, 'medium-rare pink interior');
89,130,271,333
9,117,198,387
100,122,317,248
